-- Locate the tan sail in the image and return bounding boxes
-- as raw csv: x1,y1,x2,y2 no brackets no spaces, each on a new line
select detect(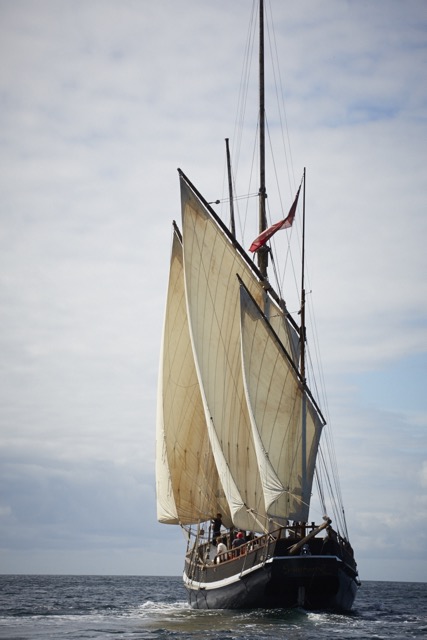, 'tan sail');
239,282,324,523
180,175,302,532
156,227,229,525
